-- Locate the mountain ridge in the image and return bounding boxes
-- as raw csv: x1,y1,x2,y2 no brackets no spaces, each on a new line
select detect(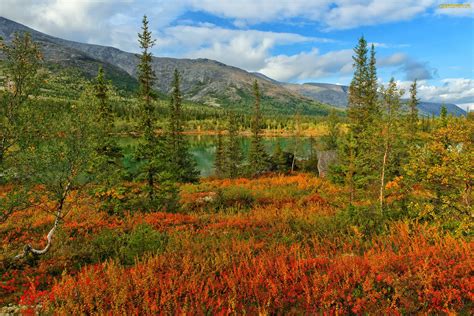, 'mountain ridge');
0,16,465,116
